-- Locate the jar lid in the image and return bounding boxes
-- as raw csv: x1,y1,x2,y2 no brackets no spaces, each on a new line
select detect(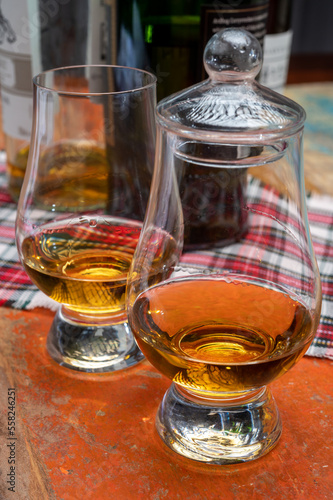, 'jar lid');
156,28,305,144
